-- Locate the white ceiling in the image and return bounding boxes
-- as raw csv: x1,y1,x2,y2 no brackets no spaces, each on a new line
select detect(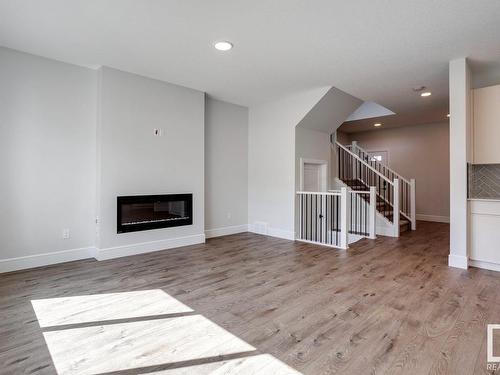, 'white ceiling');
1,0,500,125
